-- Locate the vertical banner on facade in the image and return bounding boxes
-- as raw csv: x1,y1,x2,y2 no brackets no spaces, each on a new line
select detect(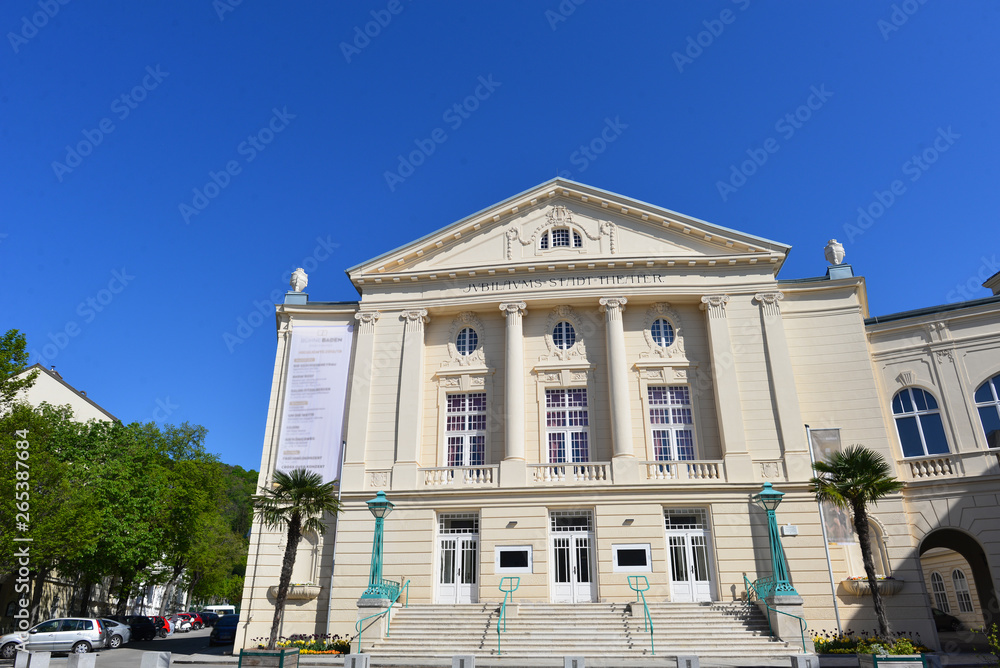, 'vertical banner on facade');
809,428,857,544
275,324,354,483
